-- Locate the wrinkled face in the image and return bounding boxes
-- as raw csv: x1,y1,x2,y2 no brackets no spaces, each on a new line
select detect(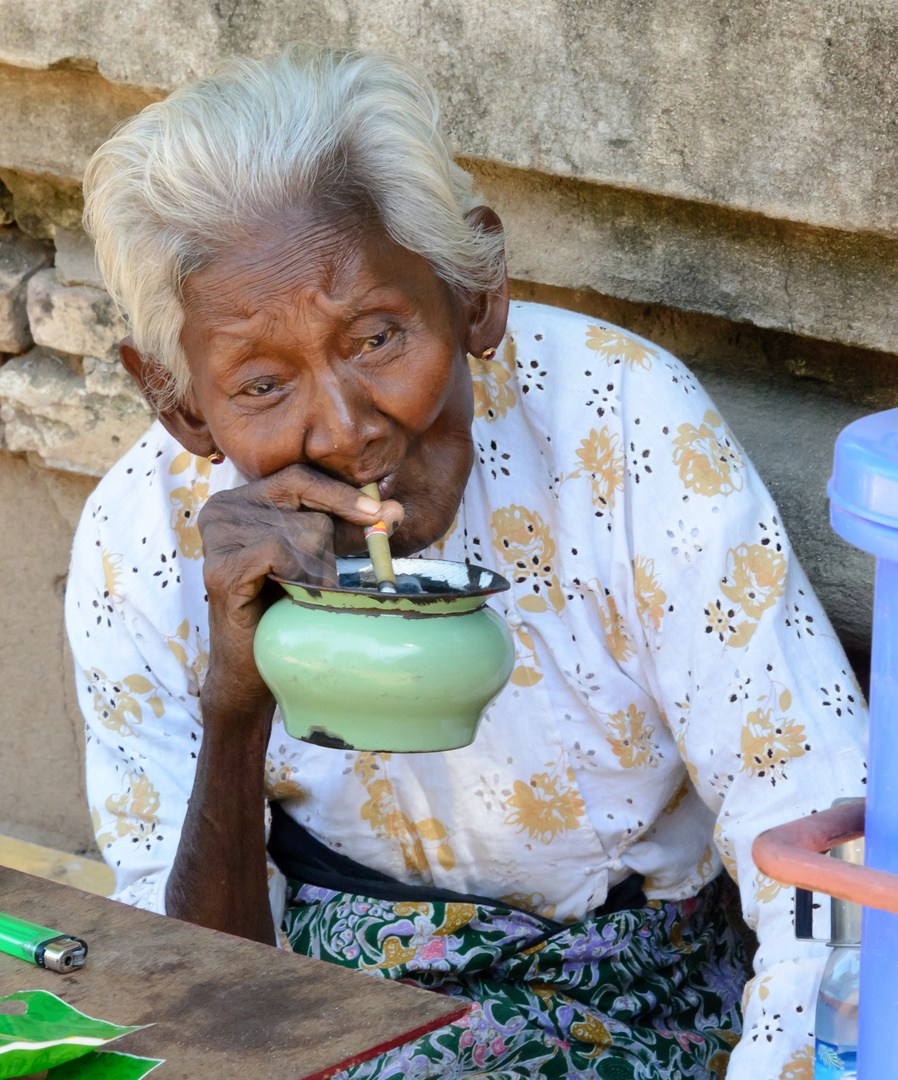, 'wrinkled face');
179,206,477,555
